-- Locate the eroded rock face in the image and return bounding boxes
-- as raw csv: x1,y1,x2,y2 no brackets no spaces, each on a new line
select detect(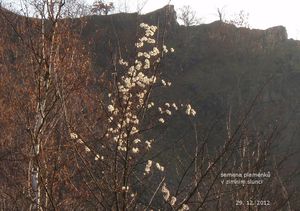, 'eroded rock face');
145,5,177,24
265,25,287,43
